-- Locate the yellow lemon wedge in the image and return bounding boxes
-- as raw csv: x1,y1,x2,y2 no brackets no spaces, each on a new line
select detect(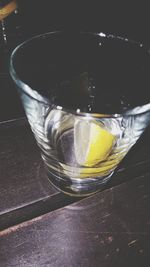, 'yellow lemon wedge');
74,119,116,167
